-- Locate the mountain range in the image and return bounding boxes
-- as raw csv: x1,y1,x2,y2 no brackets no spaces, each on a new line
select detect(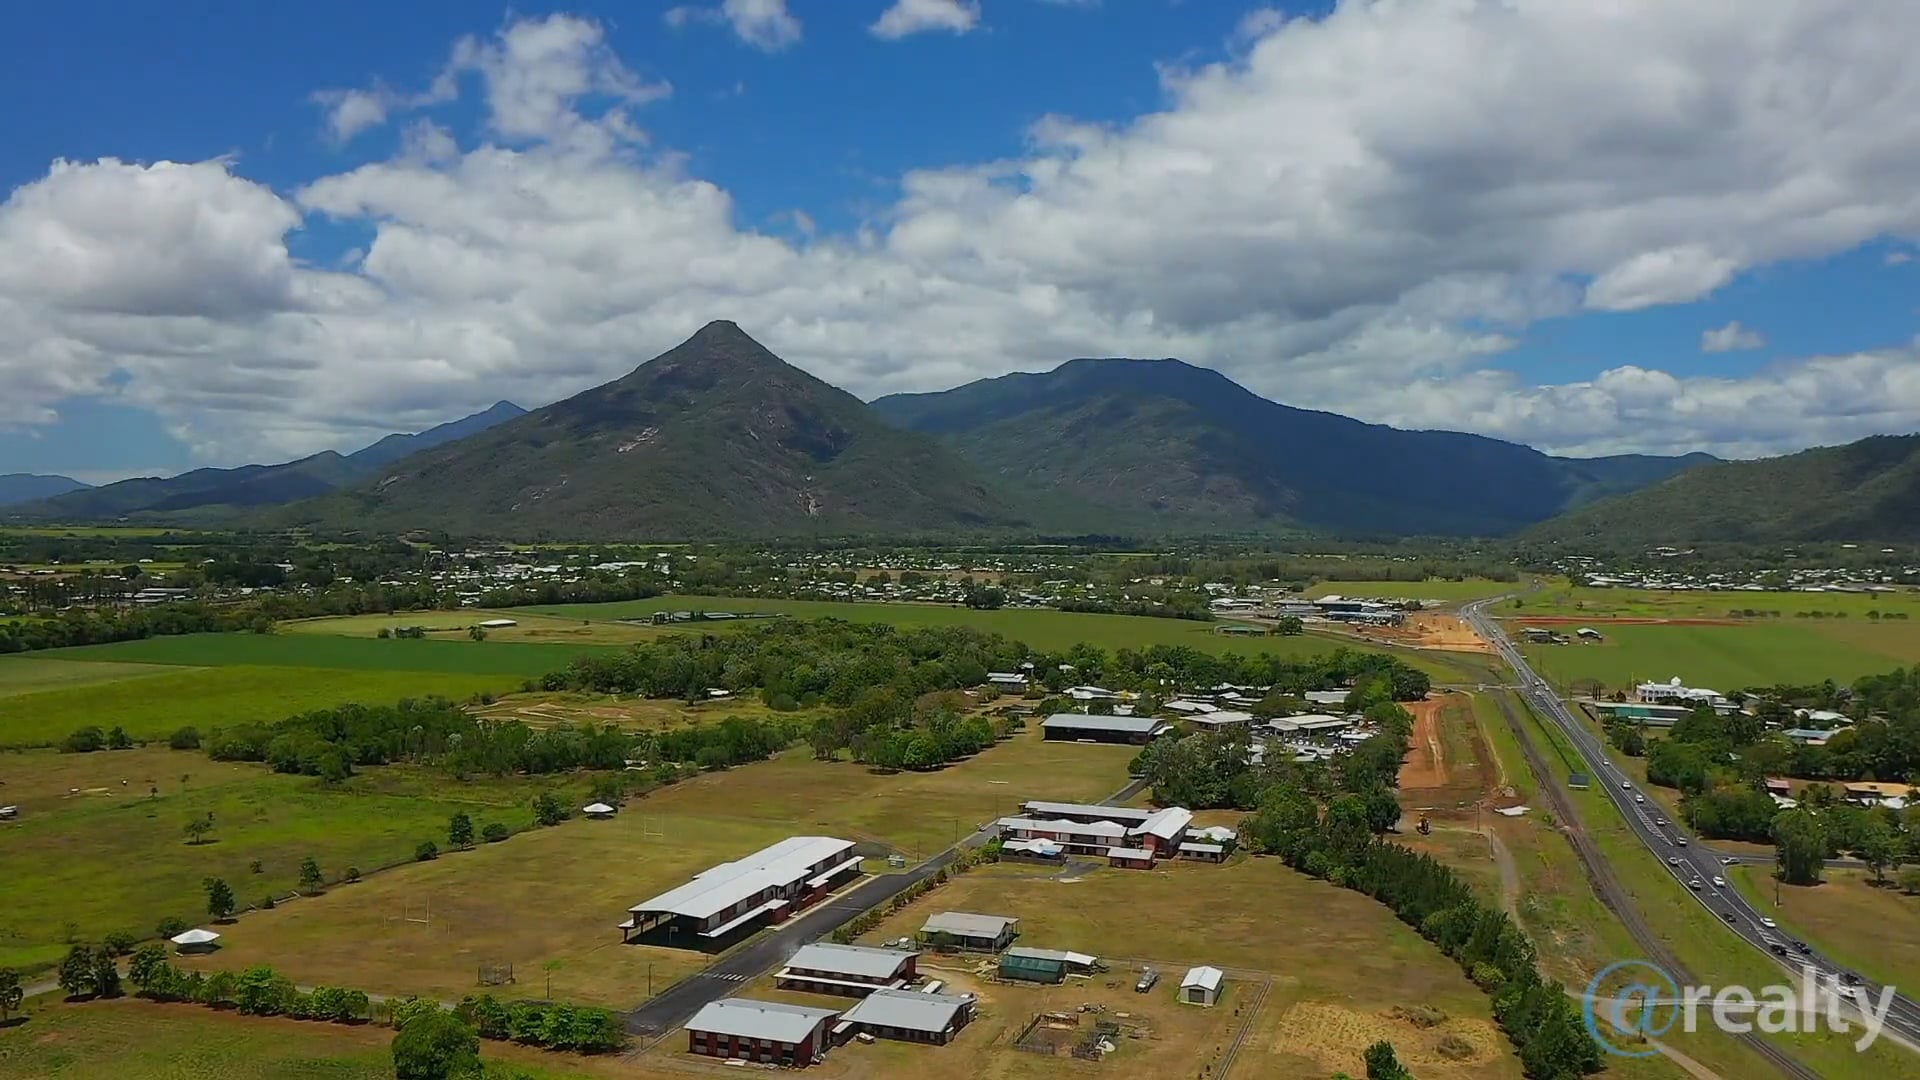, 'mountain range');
0,473,91,507
21,320,1911,543
1526,434,1920,545
871,358,1715,536
6,401,525,520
